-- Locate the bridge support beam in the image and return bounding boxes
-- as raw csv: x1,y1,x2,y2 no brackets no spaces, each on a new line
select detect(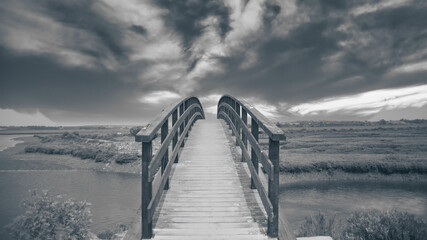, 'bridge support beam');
241,109,247,162
250,118,259,189
172,109,178,163
141,141,153,239
161,120,169,190
268,138,279,237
